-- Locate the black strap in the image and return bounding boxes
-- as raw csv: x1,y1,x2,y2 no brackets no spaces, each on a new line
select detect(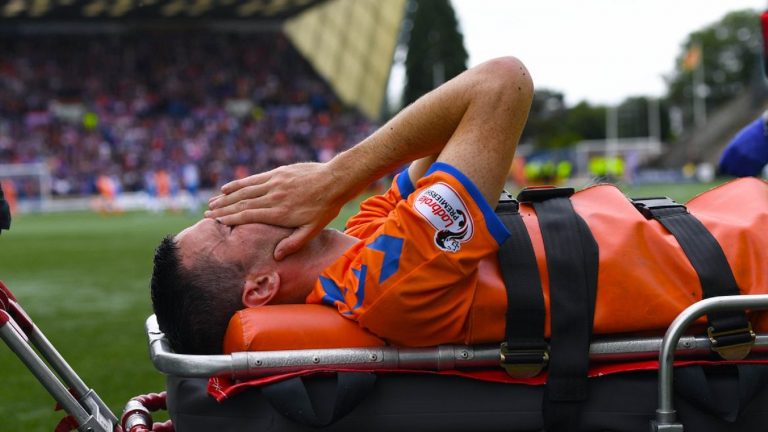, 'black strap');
261,372,376,427
632,197,752,356
496,197,547,376
0,182,10,234
519,187,599,431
